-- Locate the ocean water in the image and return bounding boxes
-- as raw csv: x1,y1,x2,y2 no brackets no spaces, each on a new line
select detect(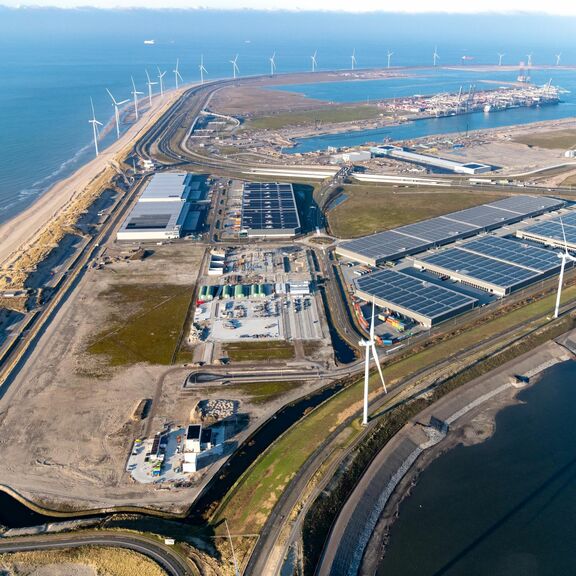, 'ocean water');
278,68,576,153
378,360,576,576
0,8,575,224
